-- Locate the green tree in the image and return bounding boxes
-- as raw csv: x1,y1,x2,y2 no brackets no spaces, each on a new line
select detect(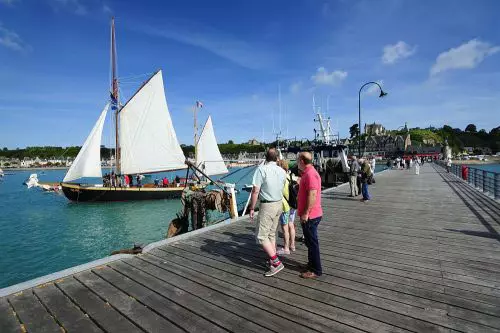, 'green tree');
227,140,234,144
465,124,477,133
477,129,488,139
490,126,500,136
442,125,453,133
349,124,359,138
2,147,7,151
